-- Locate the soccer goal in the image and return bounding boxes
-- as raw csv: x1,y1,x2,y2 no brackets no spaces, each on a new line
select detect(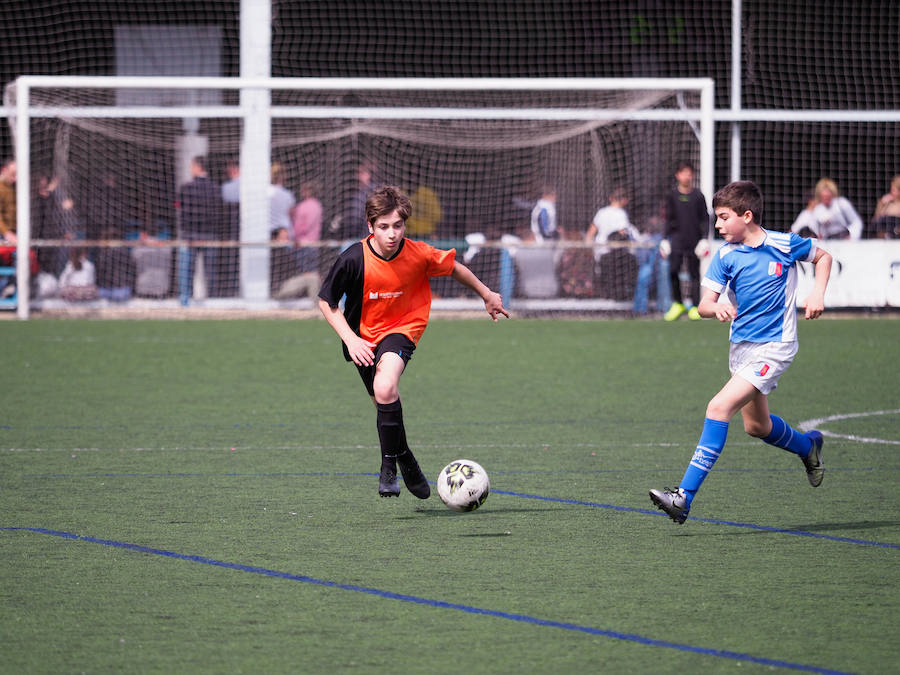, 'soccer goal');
6,75,714,318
